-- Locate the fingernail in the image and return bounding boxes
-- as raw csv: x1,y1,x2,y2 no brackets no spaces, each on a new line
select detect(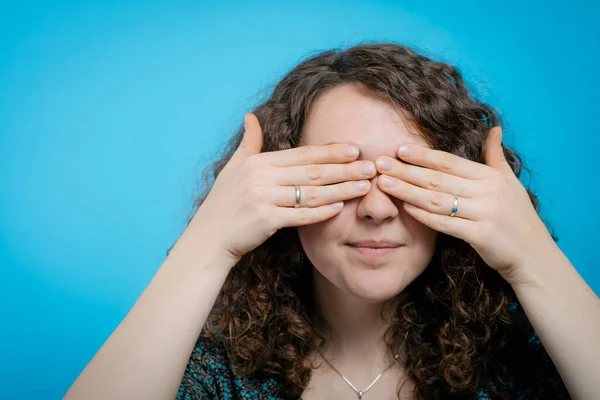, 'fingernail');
343,146,359,157
244,114,248,131
398,145,412,157
381,176,396,187
376,158,392,171
354,180,369,191
361,162,375,175
329,201,344,210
